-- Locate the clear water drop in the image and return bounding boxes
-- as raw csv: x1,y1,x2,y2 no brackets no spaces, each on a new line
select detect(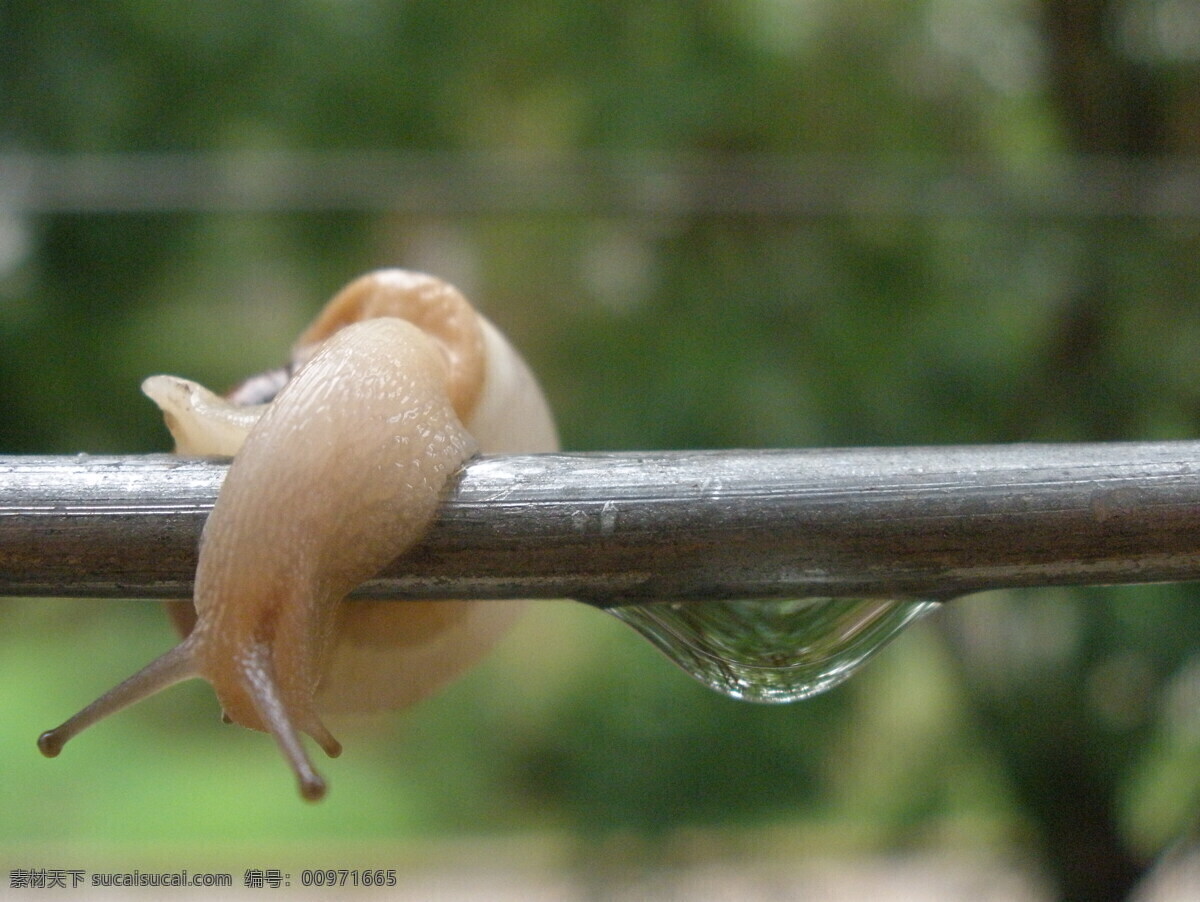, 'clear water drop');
608,597,939,703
